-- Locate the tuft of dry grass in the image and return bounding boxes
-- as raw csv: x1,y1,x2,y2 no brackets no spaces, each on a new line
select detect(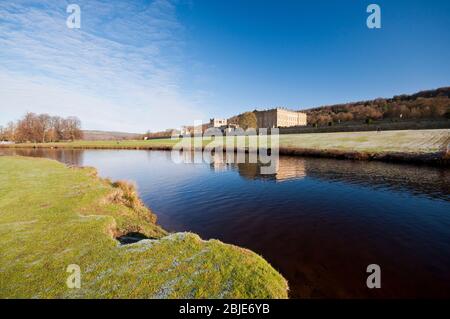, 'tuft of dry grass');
111,181,140,209
108,180,157,224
